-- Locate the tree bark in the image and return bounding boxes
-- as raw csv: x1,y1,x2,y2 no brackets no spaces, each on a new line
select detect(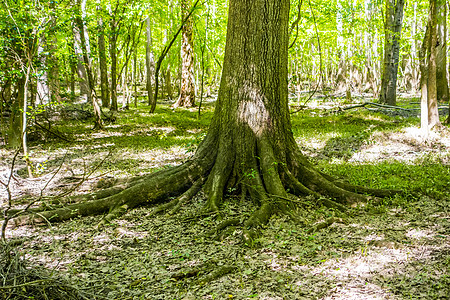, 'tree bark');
436,0,448,103
47,0,60,103
173,0,196,108
35,36,50,105
97,1,110,108
145,16,156,110
426,0,440,128
379,0,405,105
75,0,103,129
72,0,91,103
109,9,119,111
8,78,25,149
335,0,347,93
